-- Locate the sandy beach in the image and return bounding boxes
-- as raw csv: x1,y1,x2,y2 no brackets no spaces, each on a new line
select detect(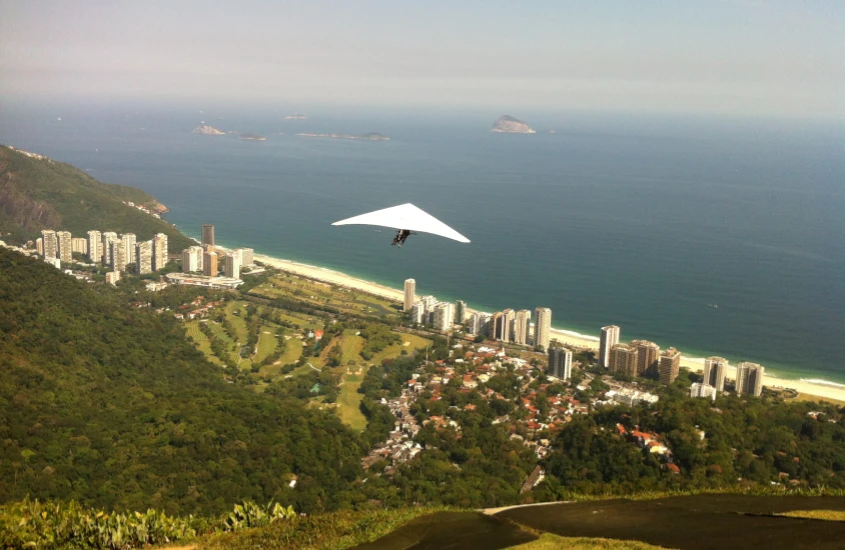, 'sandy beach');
253,253,845,403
